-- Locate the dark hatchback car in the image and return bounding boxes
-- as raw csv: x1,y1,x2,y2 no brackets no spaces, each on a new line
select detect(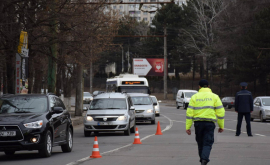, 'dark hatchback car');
0,94,73,157
221,97,235,109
